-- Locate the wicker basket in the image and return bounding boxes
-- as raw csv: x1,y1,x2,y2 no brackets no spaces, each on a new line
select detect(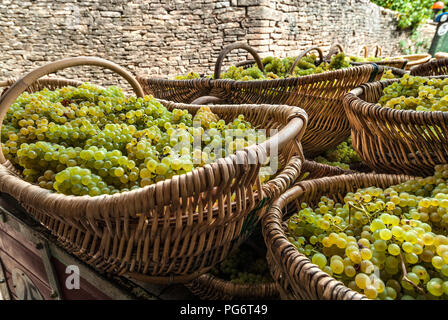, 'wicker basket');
0,57,308,284
185,160,351,300
209,49,381,158
262,173,413,300
395,54,431,70
351,59,408,70
138,43,382,158
352,45,408,69
410,58,448,76
435,52,448,60
138,43,265,103
343,77,448,176
298,159,355,179
186,232,280,300
326,44,408,78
